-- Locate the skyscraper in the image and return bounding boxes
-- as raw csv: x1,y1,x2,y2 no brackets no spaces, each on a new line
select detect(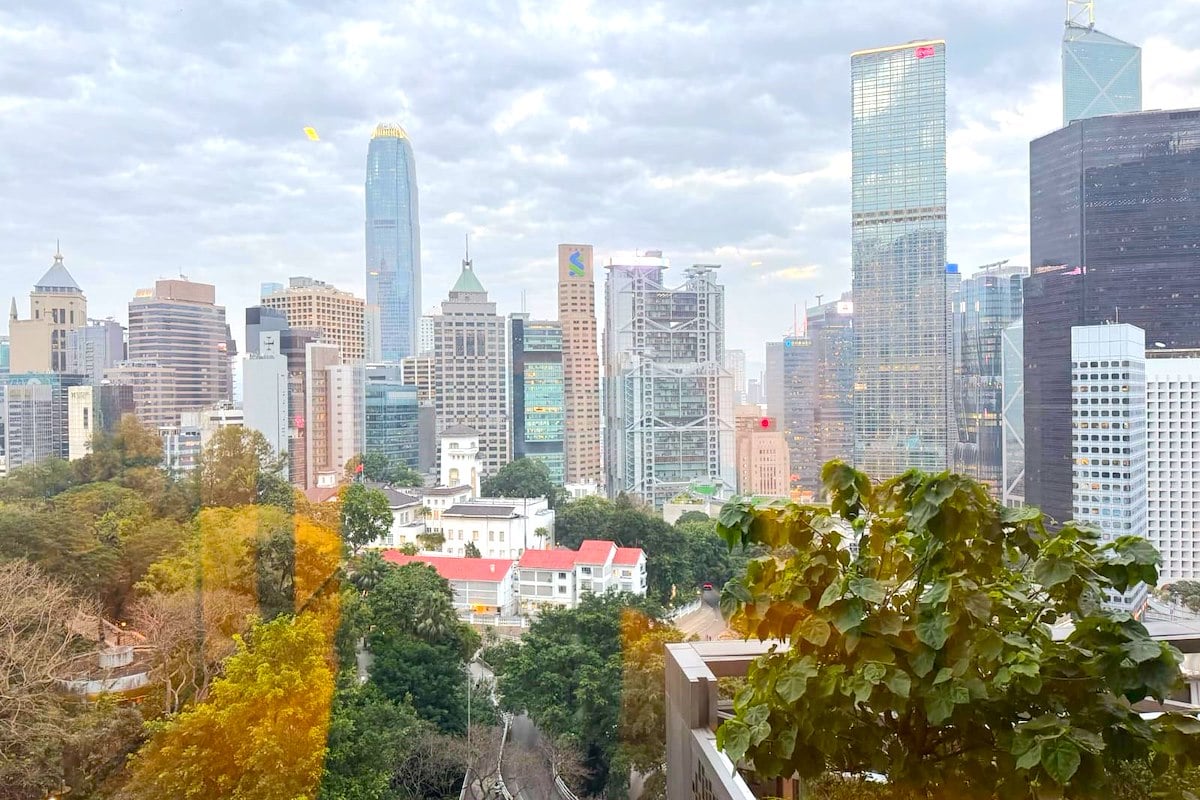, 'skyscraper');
1025,109,1200,525
125,279,235,430
364,364,420,471
782,334,818,494
432,256,510,477
1146,354,1200,583
1001,322,1025,508
1062,2,1141,125
557,244,602,487
9,246,87,374
261,277,366,363
510,315,566,485
66,319,125,384
734,407,789,497
807,295,856,477
243,331,289,460
763,341,784,424
950,263,1027,495
724,349,747,405
366,123,421,362
604,256,734,506
851,39,949,476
